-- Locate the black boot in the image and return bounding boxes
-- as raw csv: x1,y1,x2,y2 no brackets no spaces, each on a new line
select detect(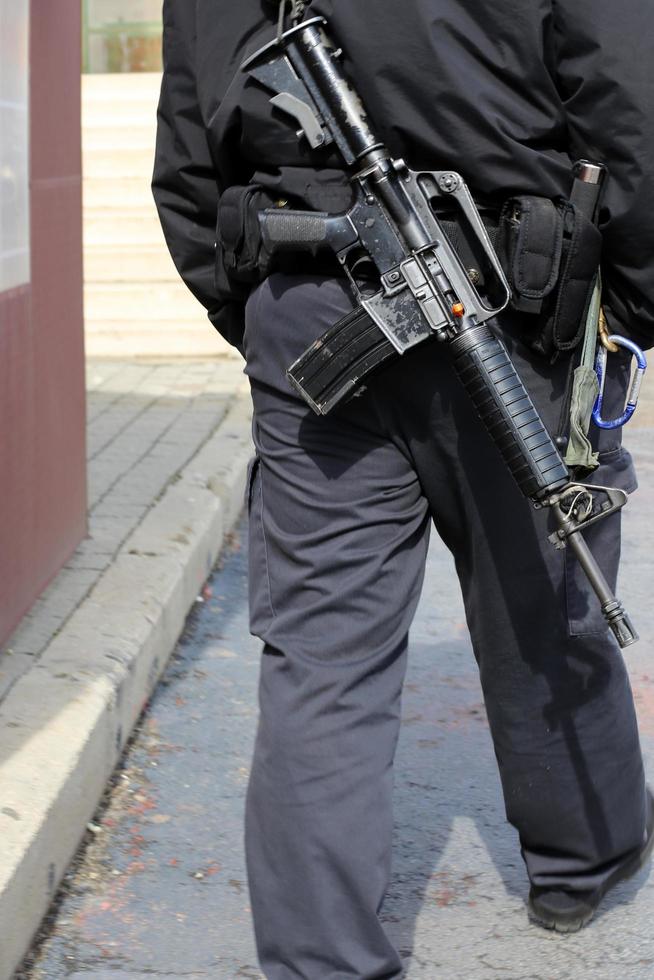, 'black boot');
528,788,654,933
